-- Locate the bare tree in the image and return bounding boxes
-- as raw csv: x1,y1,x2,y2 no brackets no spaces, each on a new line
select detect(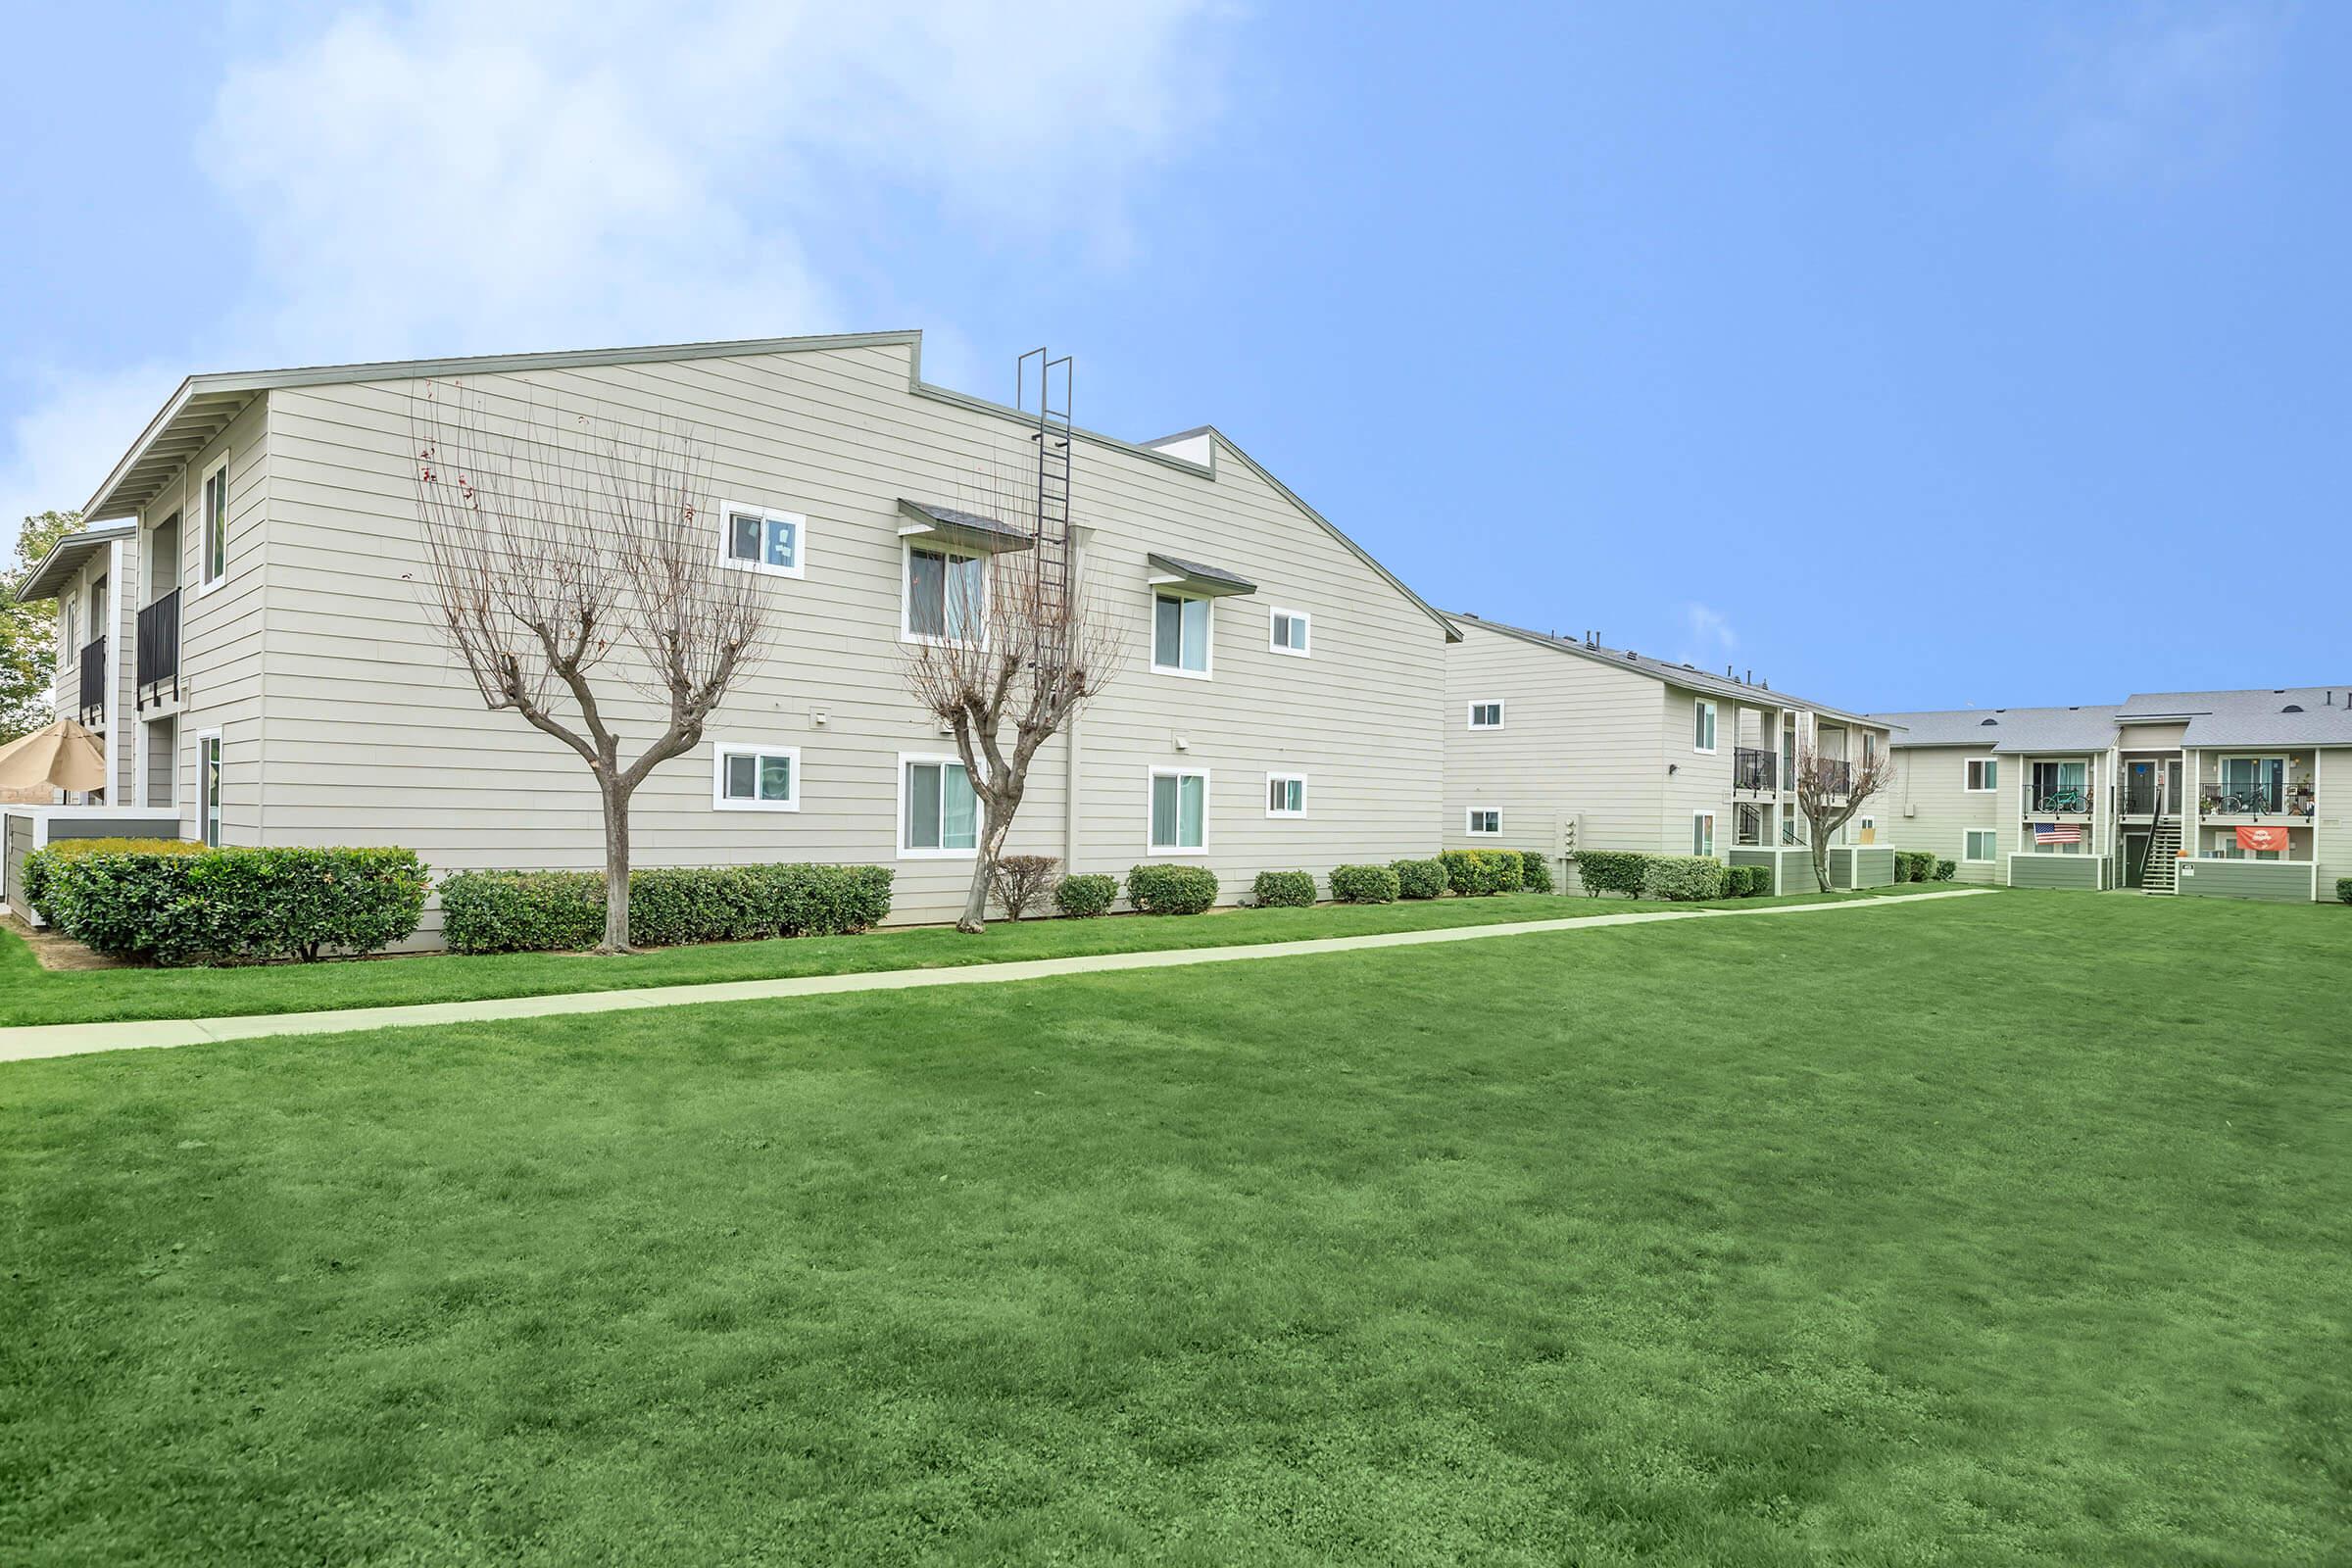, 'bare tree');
903,458,1124,933
1792,738,1896,892
413,380,767,952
